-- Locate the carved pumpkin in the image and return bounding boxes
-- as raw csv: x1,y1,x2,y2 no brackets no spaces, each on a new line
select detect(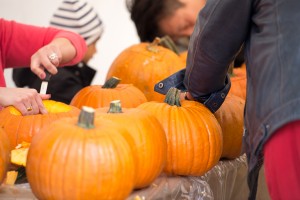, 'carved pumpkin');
214,94,245,159
26,107,135,200
0,128,10,184
137,88,223,176
0,100,79,149
70,77,147,109
96,100,167,189
106,38,185,102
